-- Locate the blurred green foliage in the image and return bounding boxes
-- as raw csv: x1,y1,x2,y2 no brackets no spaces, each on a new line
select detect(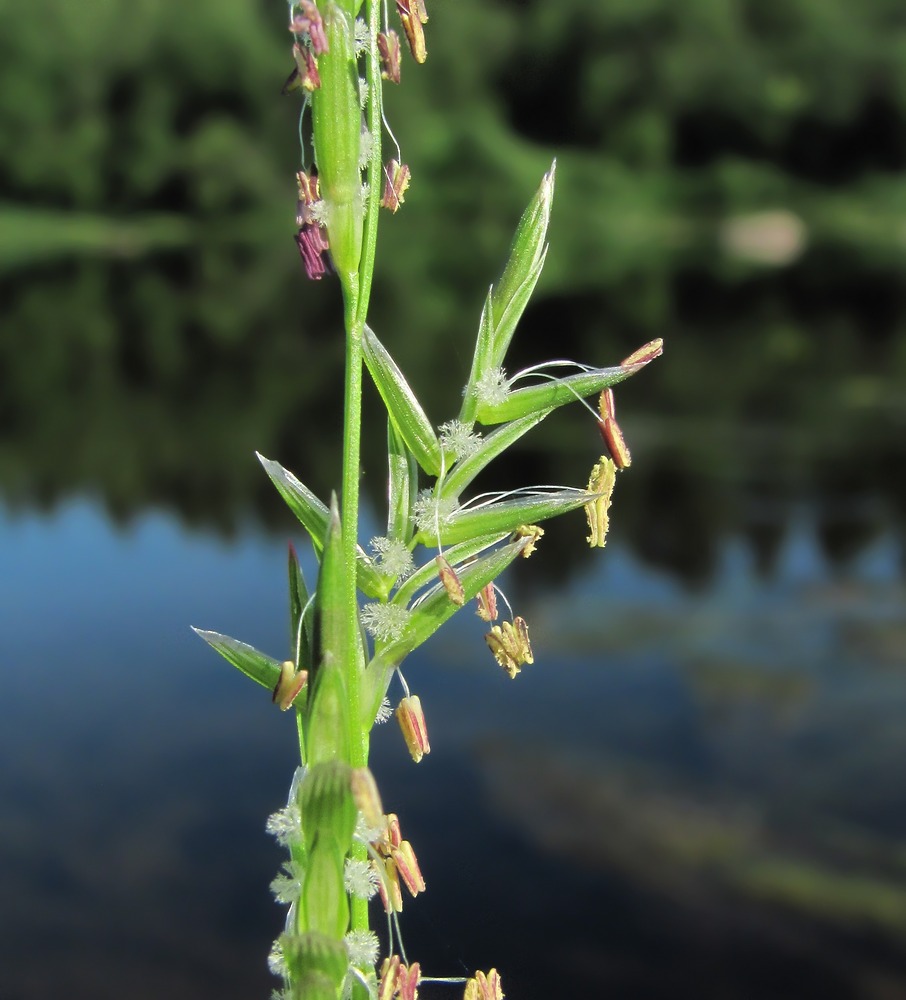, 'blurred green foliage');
0,0,290,214
2,0,905,230
3,0,905,337
494,0,906,171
